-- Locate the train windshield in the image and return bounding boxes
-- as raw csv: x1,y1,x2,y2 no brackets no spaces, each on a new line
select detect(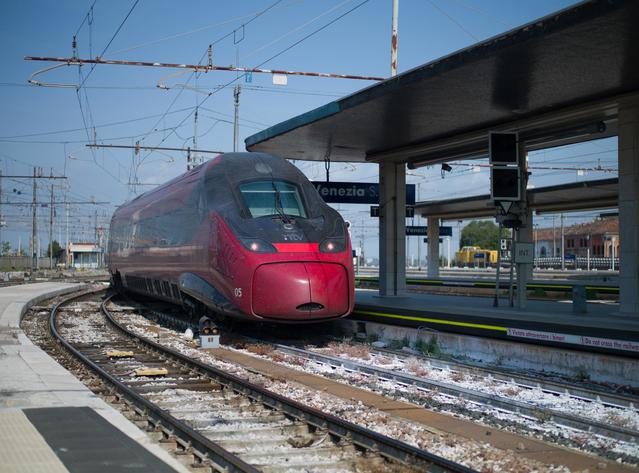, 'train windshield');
239,180,307,218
